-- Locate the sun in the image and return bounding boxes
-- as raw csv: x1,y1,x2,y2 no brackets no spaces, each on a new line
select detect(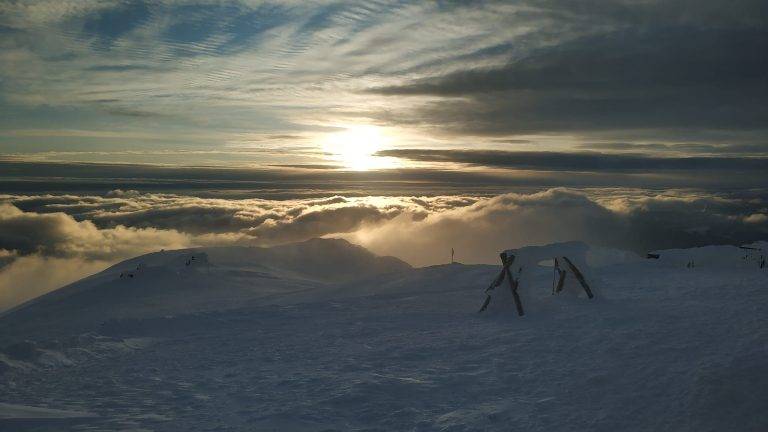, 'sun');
322,125,392,171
